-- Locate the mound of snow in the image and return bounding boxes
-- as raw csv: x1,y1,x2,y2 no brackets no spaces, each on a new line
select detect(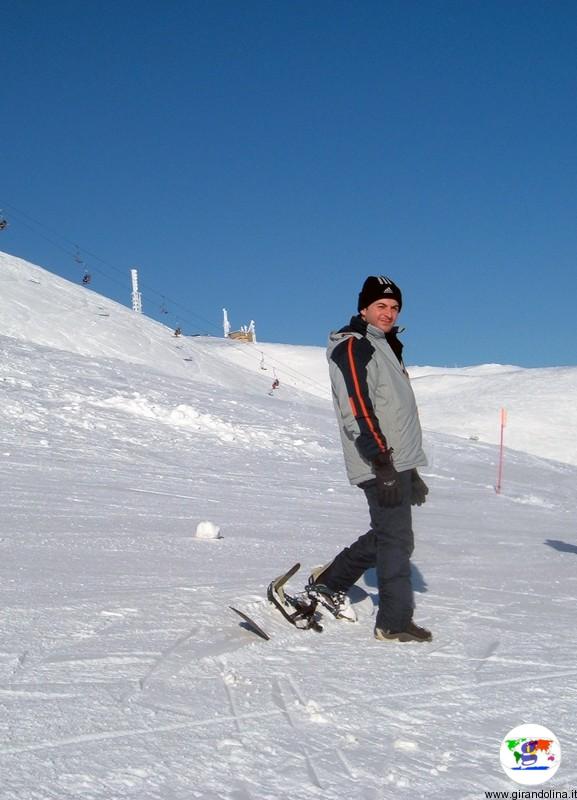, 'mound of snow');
194,520,222,540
